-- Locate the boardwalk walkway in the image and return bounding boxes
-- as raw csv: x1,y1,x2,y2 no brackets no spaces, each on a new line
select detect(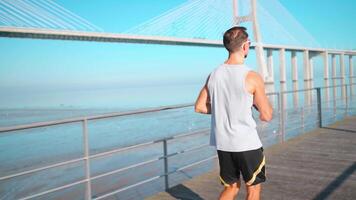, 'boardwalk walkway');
147,116,356,200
